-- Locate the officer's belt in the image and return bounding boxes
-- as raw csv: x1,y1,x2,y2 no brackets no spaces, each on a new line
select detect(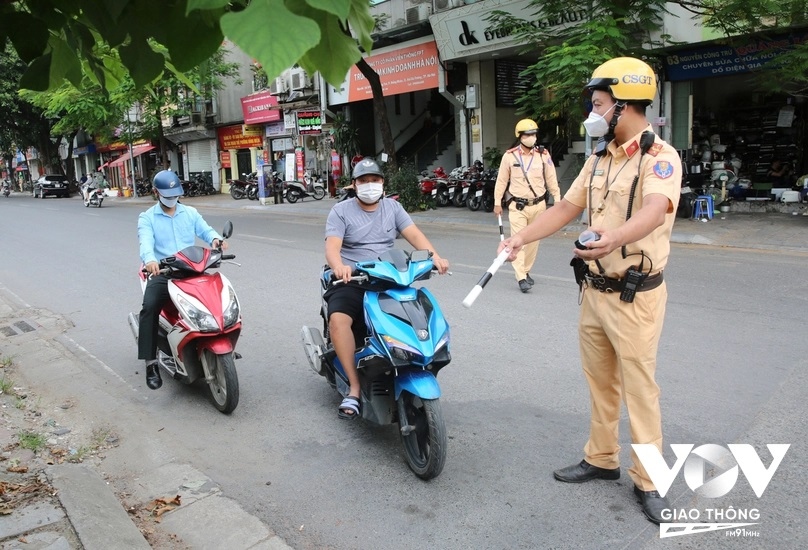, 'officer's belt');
513,195,545,206
584,270,663,293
